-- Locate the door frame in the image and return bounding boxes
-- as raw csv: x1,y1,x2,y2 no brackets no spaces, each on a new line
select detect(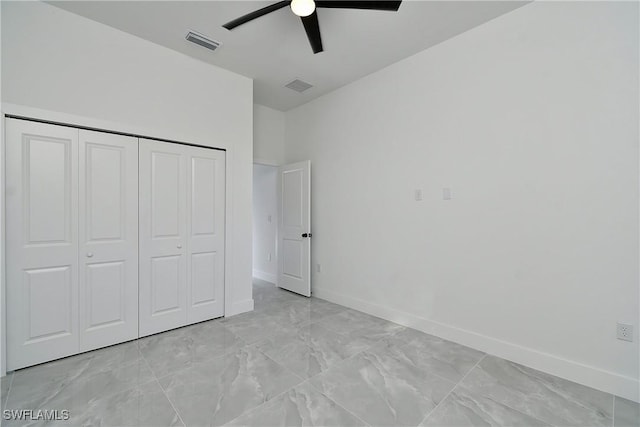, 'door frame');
0,103,239,376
